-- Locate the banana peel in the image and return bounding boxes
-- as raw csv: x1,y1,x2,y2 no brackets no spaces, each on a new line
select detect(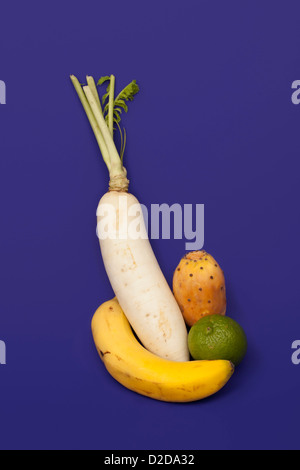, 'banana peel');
92,298,234,402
